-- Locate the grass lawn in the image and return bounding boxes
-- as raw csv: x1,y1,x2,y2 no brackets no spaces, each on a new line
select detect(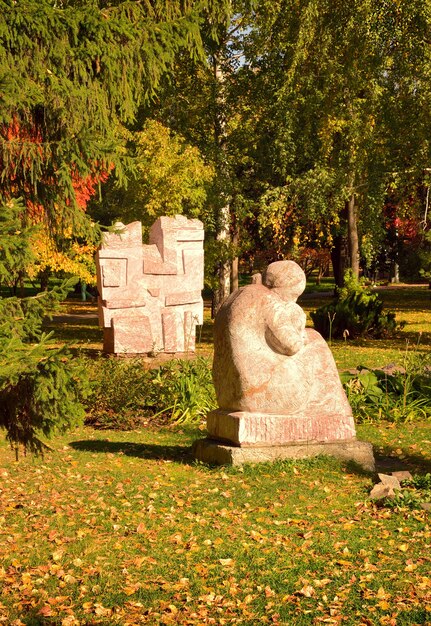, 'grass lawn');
299,284,431,371
1,422,431,625
1,282,430,624
46,284,431,370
